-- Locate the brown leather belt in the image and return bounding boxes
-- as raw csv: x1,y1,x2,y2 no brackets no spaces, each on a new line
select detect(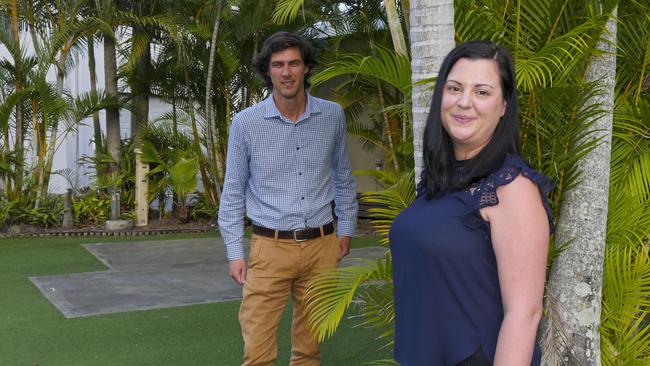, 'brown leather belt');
252,222,334,242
